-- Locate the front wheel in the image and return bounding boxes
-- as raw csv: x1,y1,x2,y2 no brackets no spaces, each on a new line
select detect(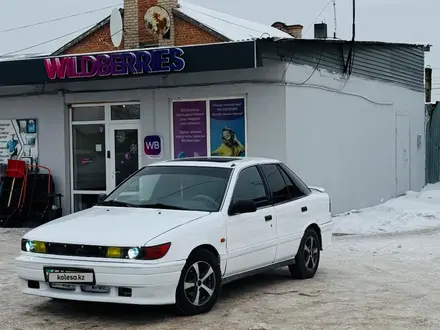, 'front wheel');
175,249,221,316
289,228,320,279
